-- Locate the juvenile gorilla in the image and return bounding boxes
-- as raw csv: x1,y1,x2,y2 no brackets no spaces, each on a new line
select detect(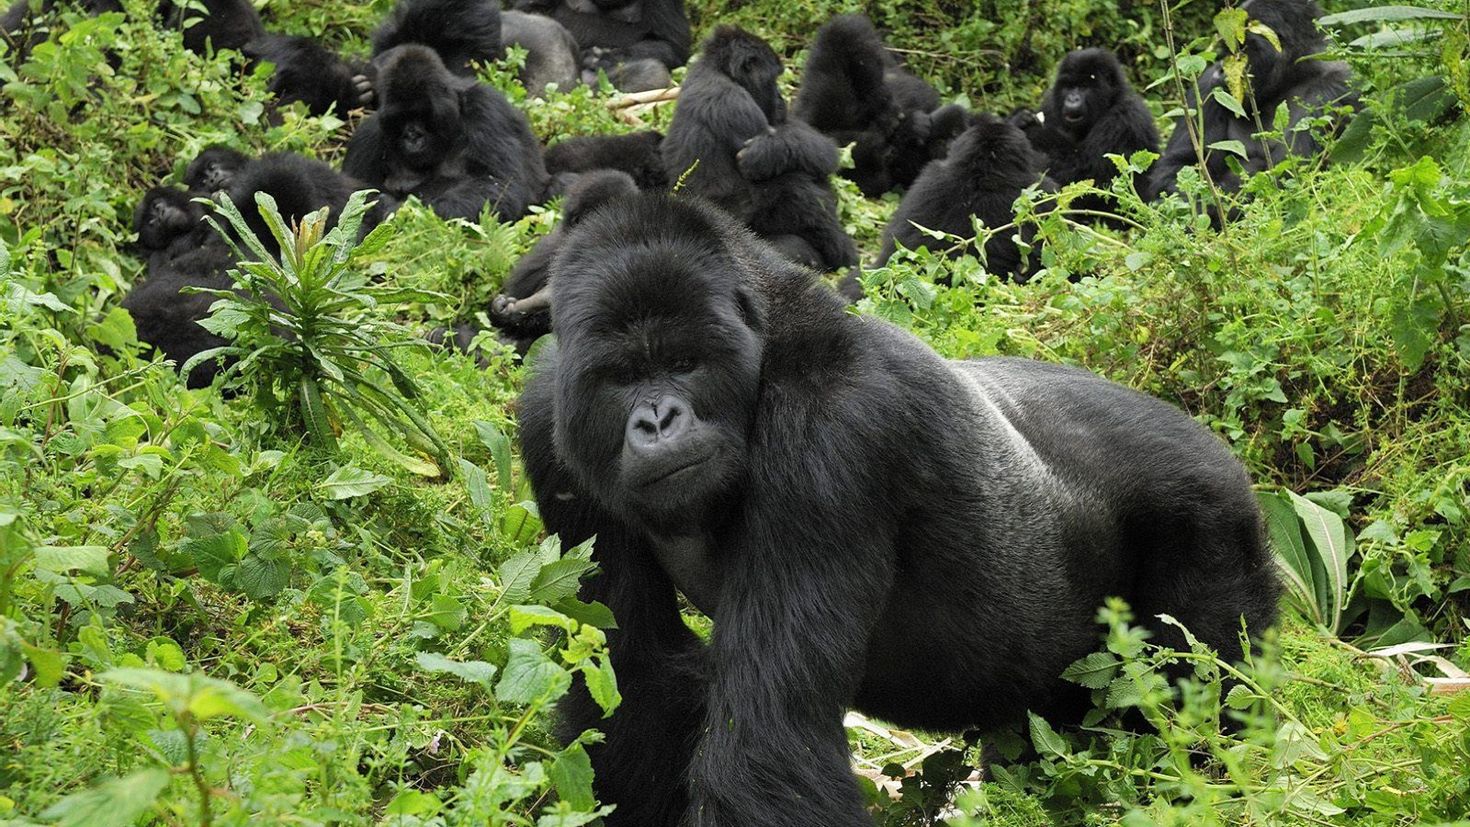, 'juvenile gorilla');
489,170,639,351
663,26,856,272
1012,47,1158,222
519,193,1280,826
1147,0,1356,202
343,44,549,221
225,153,396,254
512,0,690,92
879,115,1056,282
184,145,249,194
544,130,667,192
795,14,968,195
244,34,370,118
